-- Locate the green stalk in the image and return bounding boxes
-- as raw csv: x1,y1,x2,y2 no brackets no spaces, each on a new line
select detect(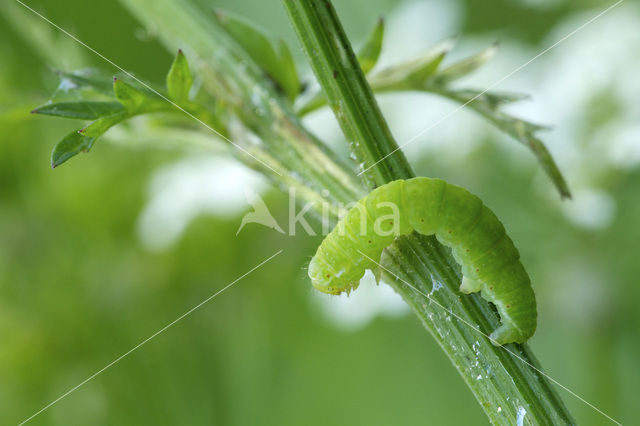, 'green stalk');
121,0,364,211
281,1,414,188
282,1,575,424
